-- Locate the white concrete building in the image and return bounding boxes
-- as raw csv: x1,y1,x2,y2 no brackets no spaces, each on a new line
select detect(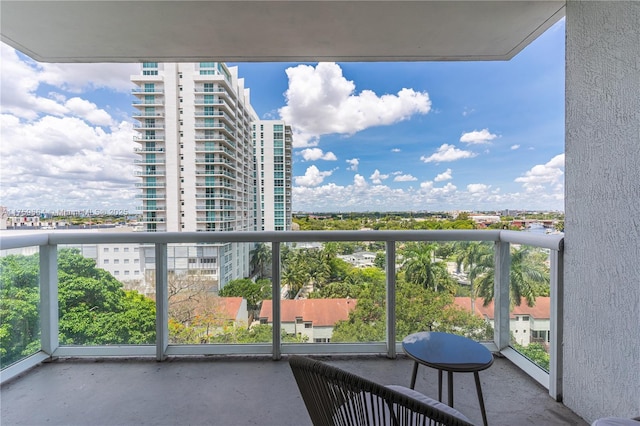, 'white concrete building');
455,297,551,347
131,63,259,288
253,120,293,231
259,298,357,343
